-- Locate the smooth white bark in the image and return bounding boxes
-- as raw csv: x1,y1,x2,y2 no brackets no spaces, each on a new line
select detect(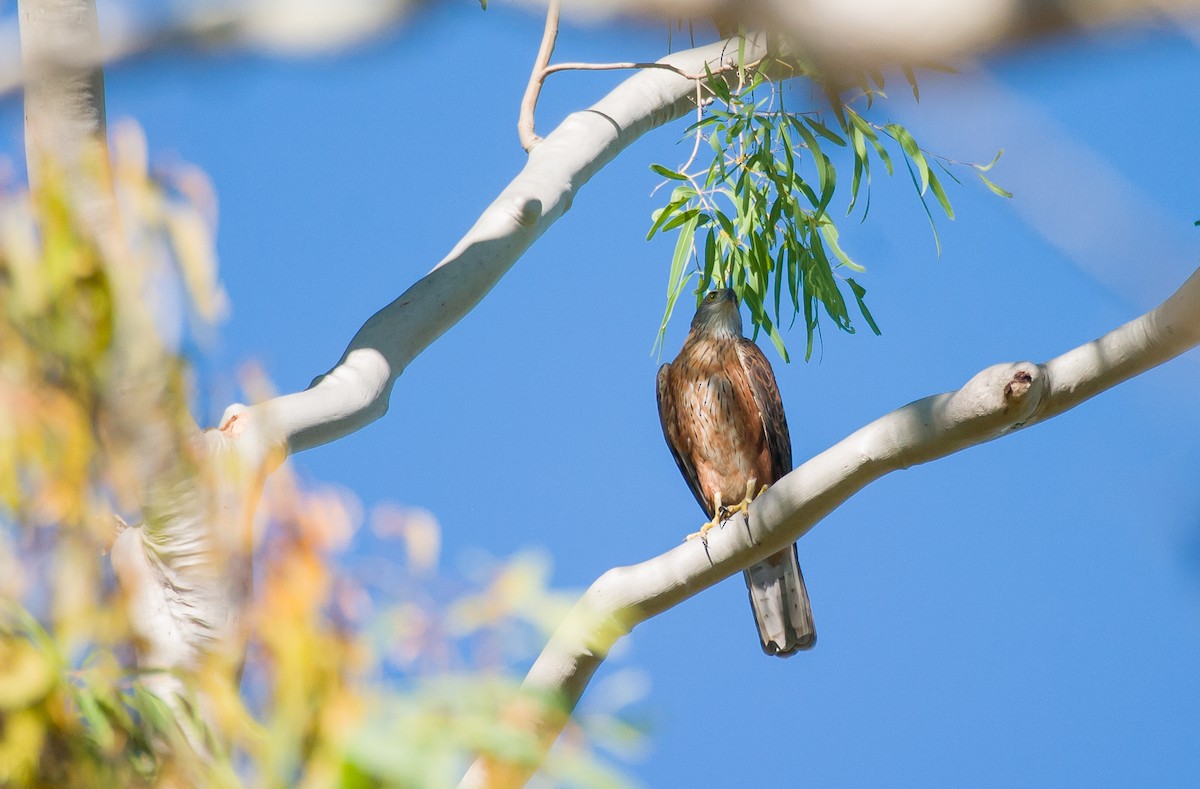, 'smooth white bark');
16,0,762,683
576,0,1200,66
459,265,1200,788
20,4,1199,782
249,36,765,455
5,0,1197,97
93,33,768,693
